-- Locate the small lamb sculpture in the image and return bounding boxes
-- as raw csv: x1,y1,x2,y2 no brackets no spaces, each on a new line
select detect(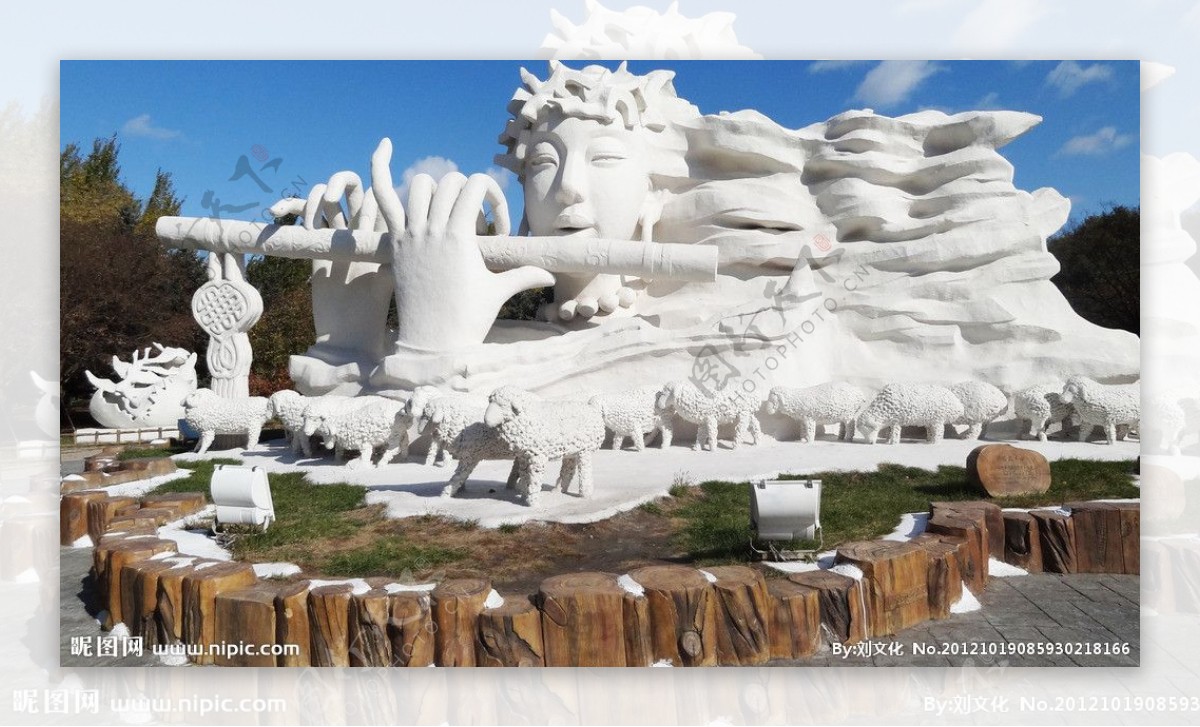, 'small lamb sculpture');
303,396,410,469
268,389,318,457
406,385,489,467
1013,382,1075,441
949,381,1008,440
301,395,378,460
764,382,870,443
857,383,965,444
484,386,606,507
589,386,673,451
441,422,523,499
1060,376,1139,445
655,380,763,452
183,388,273,455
